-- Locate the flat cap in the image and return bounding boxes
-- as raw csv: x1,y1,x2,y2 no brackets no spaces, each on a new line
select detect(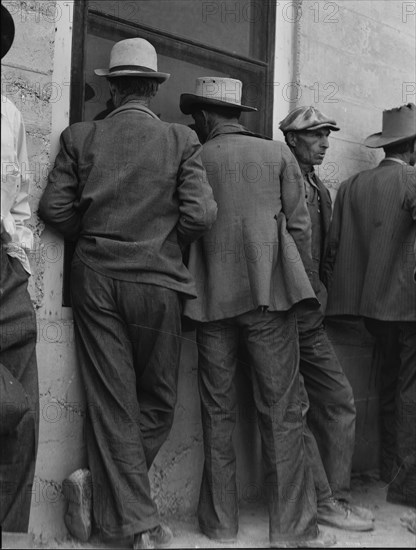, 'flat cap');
279,106,340,133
